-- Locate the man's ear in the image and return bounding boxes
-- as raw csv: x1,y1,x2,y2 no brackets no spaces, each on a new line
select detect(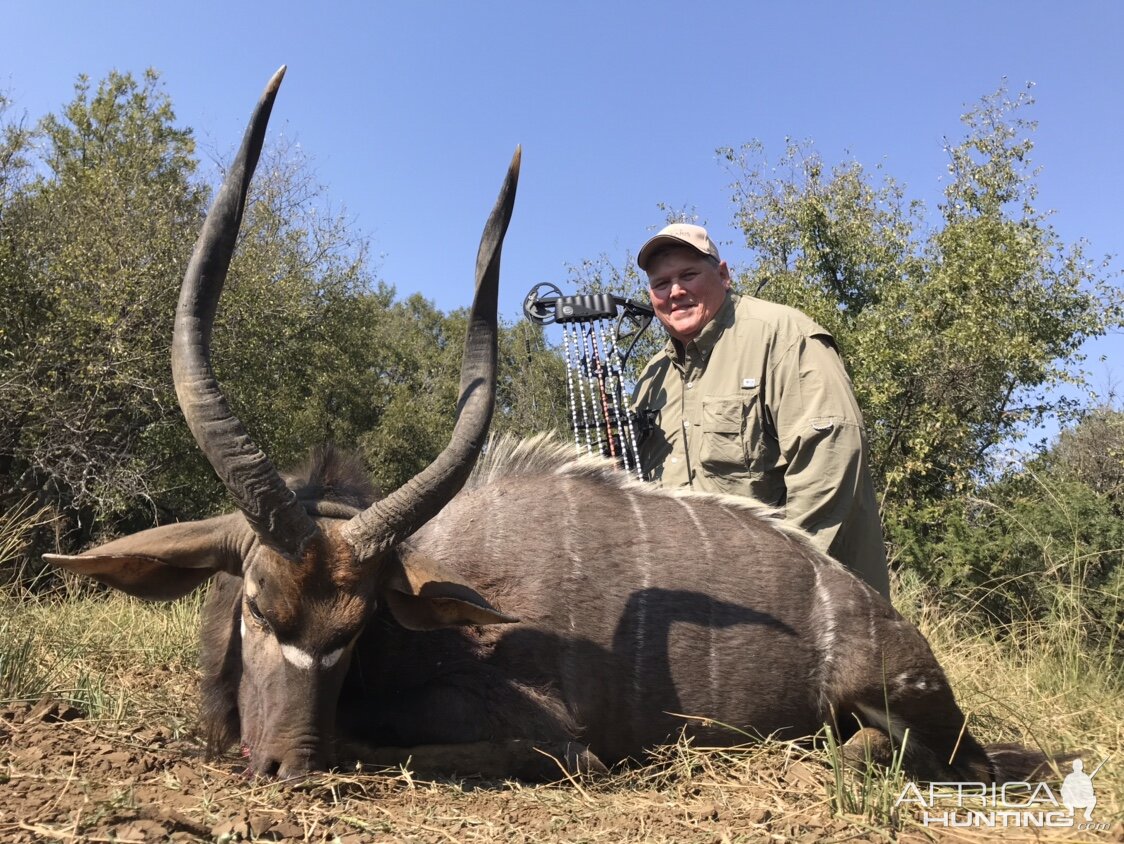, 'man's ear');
382,544,519,631
43,512,250,601
719,260,732,289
